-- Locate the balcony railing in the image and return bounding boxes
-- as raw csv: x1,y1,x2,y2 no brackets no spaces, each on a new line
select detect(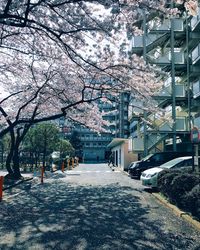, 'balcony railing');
131,19,184,49
191,43,200,64
150,18,184,32
131,34,165,48
155,84,185,98
192,79,200,98
130,116,188,152
143,110,188,132
176,117,187,131
148,51,185,65
132,137,144,151
191,8,200,31
173,19,184,31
